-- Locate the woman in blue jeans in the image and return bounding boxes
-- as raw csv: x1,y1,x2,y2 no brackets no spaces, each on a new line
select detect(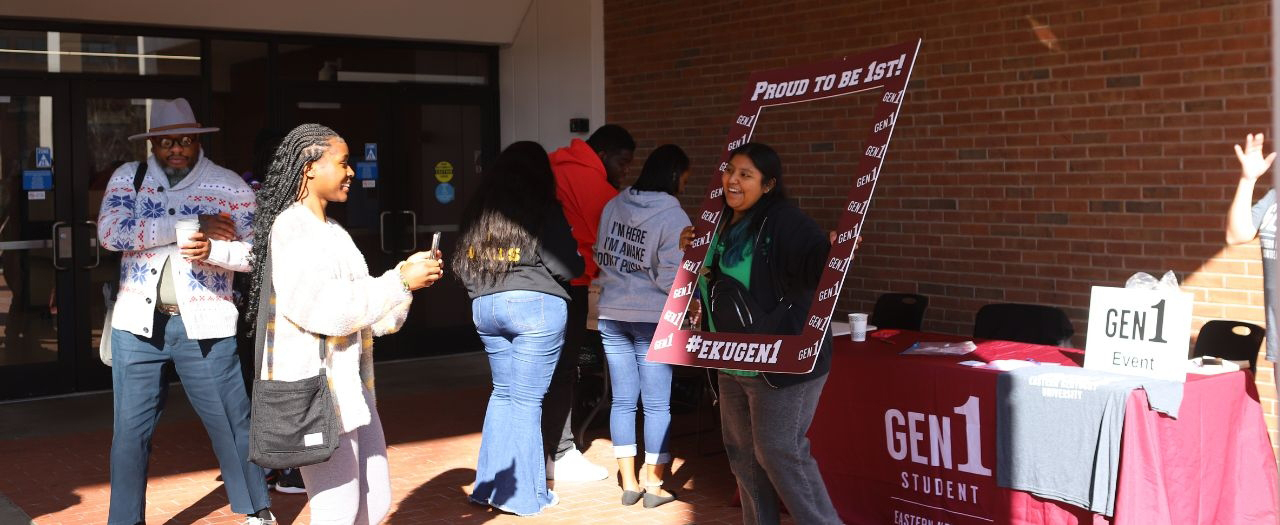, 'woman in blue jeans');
593,145,691,507
454,141,584,516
